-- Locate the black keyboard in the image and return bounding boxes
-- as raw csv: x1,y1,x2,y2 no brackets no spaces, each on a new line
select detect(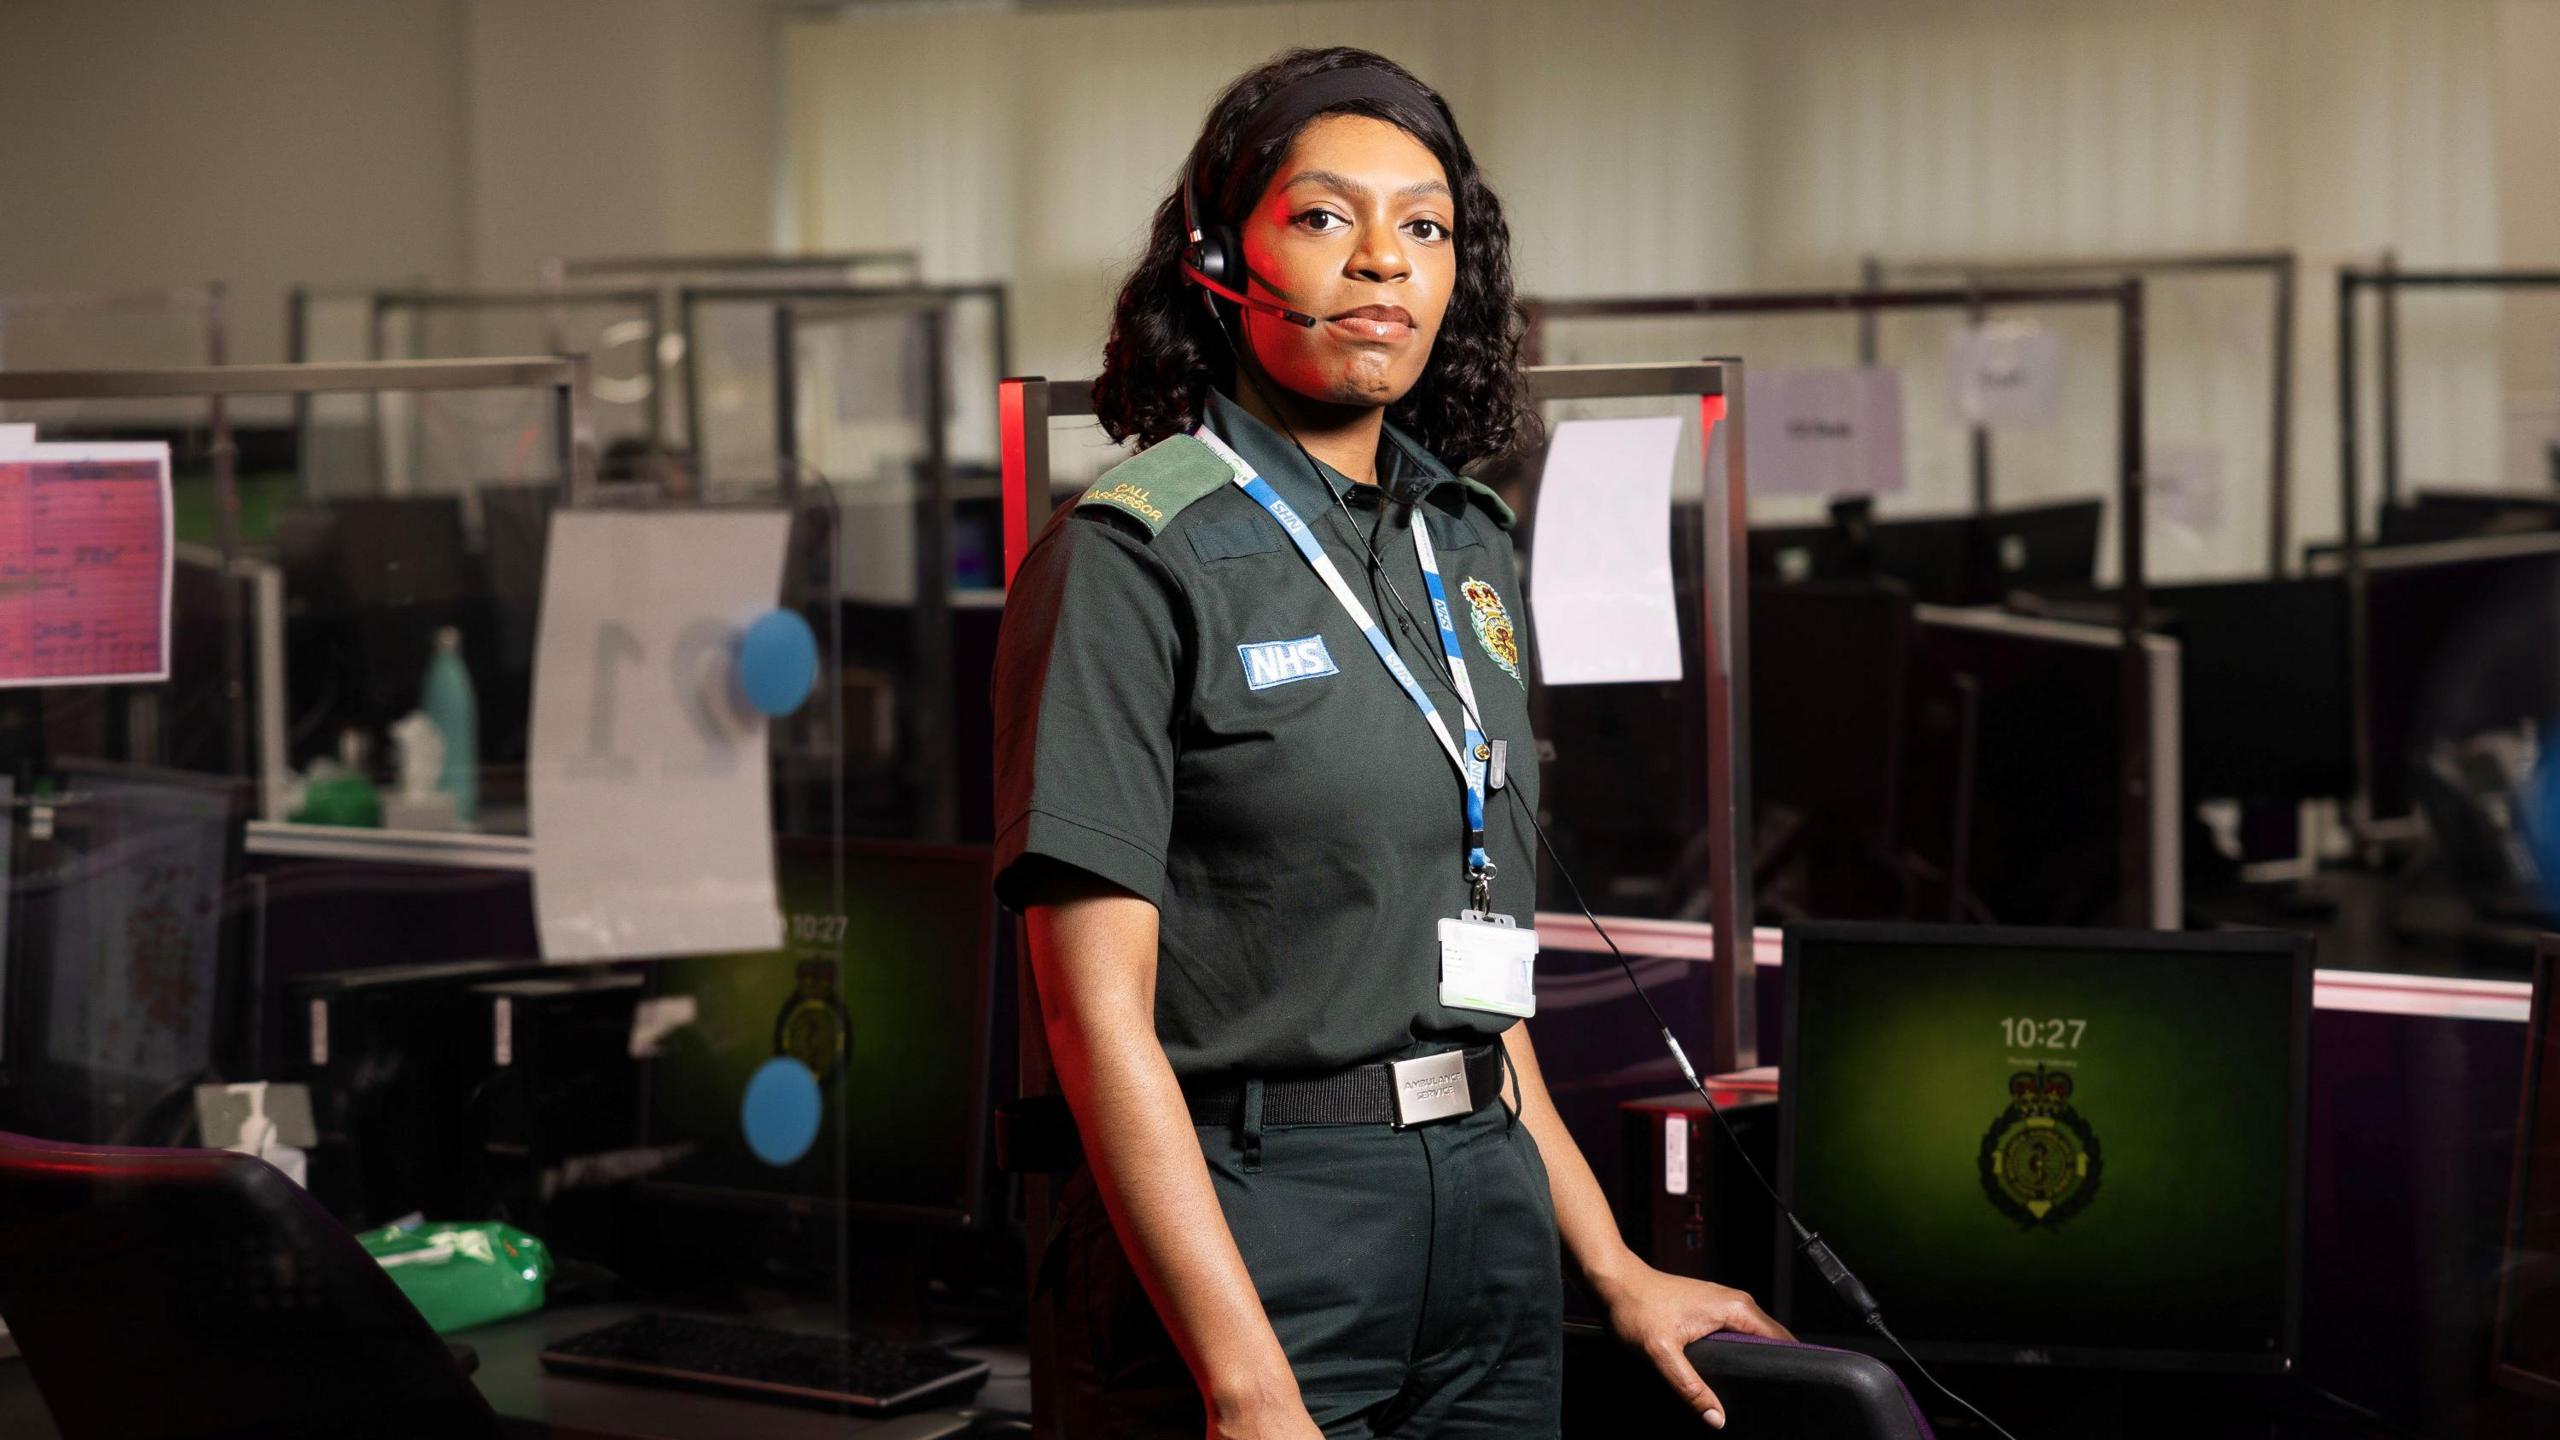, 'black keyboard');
540,1312,991,1411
